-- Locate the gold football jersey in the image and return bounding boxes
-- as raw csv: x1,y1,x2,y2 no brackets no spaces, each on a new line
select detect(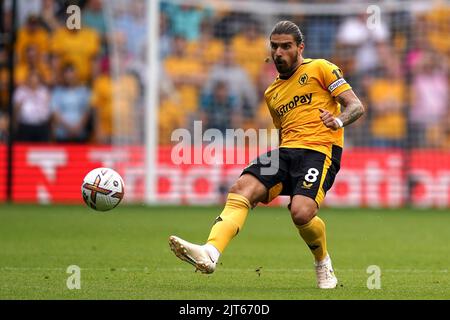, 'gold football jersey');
264,58,352,157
